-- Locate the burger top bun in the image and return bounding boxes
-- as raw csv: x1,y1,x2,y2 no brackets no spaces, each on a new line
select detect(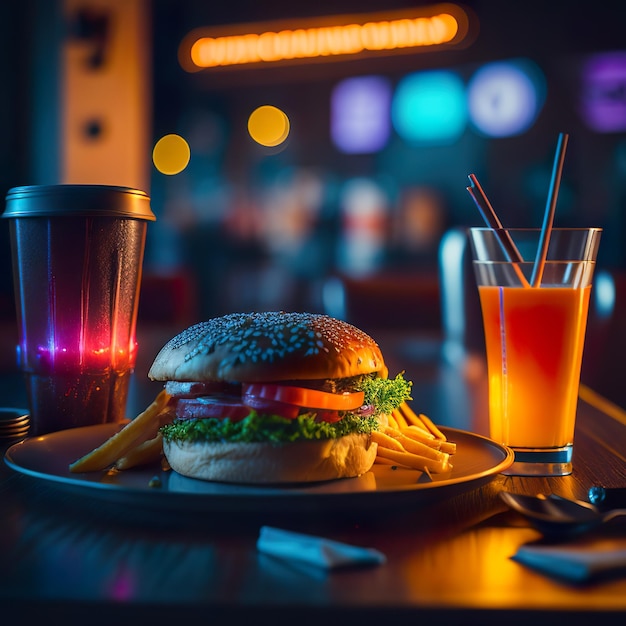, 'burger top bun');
148,311,387,382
